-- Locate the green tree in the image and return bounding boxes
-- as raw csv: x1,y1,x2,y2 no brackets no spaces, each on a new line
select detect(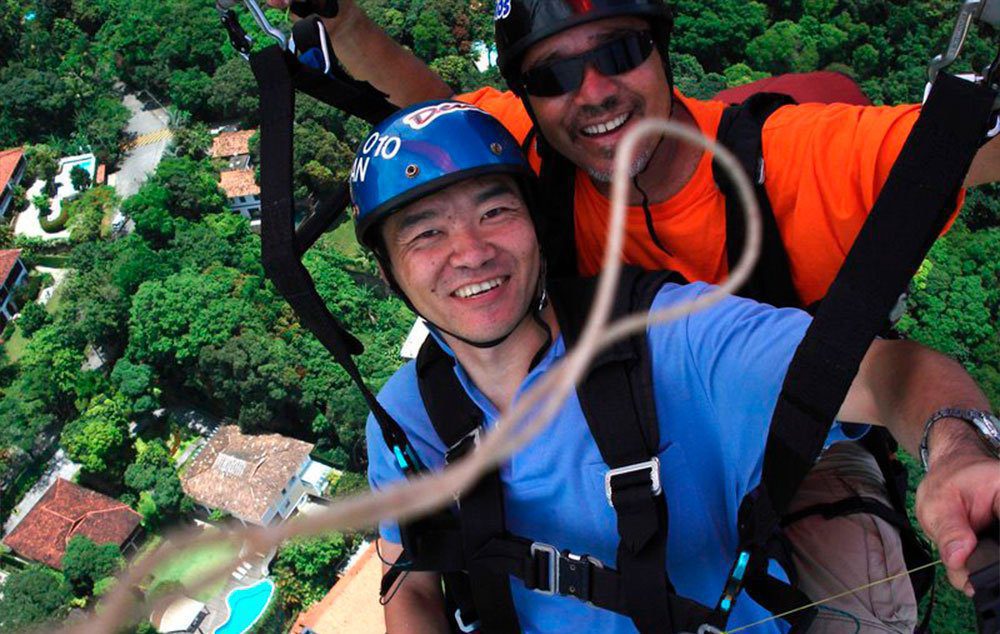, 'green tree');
60,394,132,480
24,143,60,191
149,157,227,221
61,534,123,595
66,185,117,244
70,164,91,192
746,20,820,74
272,533,350,611
32,194,51,217
170,122,213,161
208,56,260,124
672,0,769,71
0,566,72,631
16,301,51,337
112,359,160,416
168,68,213,117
